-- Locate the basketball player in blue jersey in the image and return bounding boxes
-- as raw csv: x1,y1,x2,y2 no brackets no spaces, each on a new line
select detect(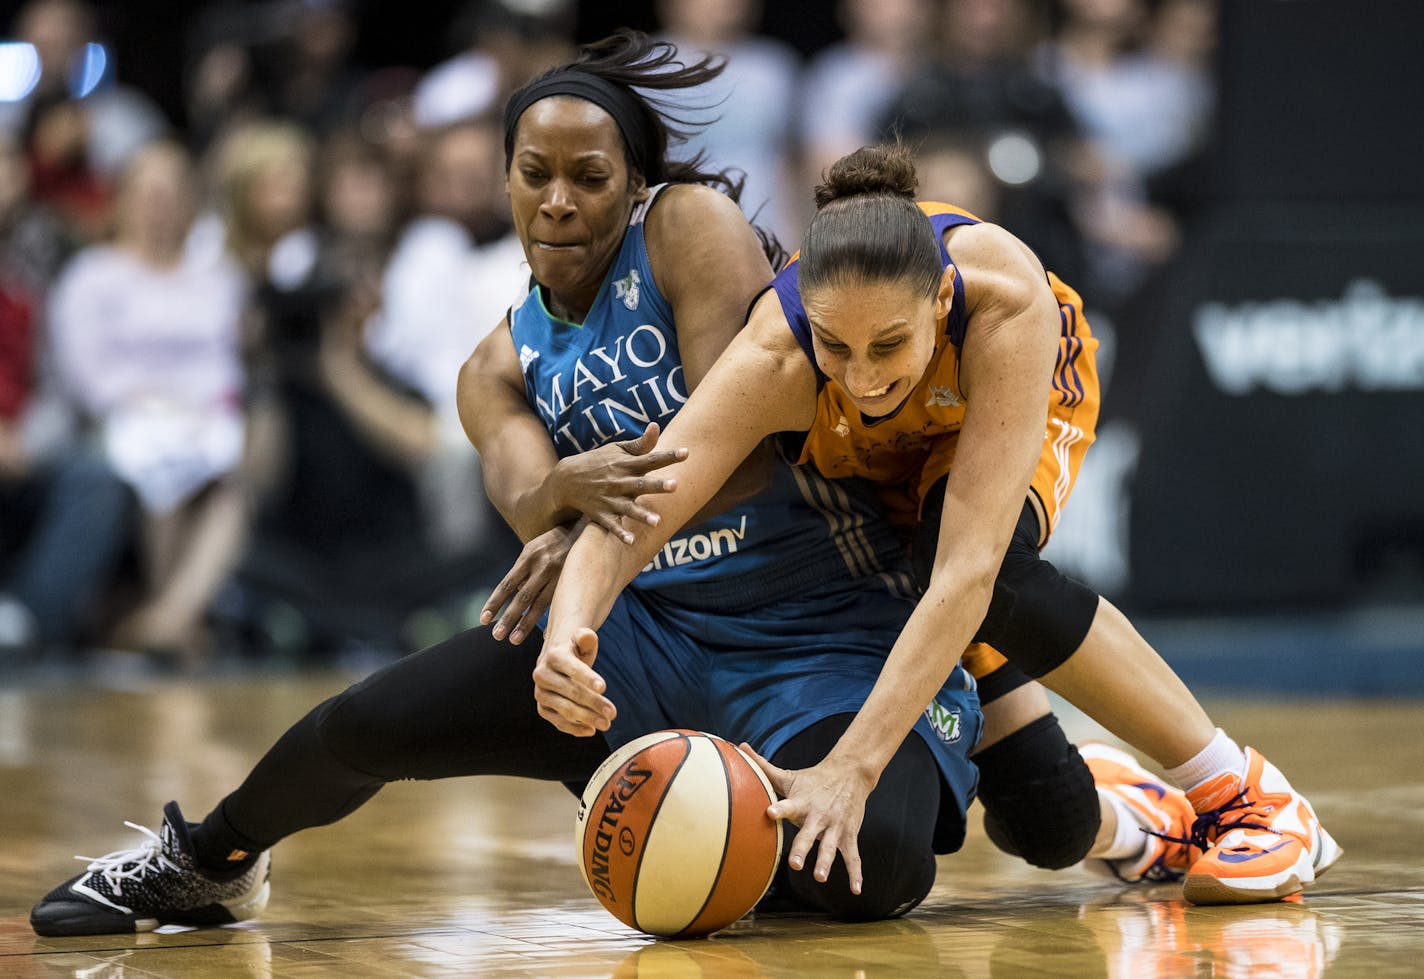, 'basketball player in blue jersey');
31,34,1176,938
